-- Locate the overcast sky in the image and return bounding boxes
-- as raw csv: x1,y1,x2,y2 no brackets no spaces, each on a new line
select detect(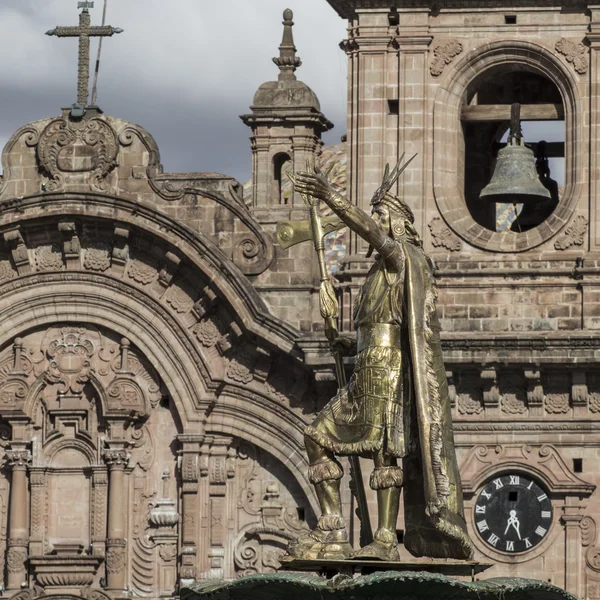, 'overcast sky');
0,0,348,183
